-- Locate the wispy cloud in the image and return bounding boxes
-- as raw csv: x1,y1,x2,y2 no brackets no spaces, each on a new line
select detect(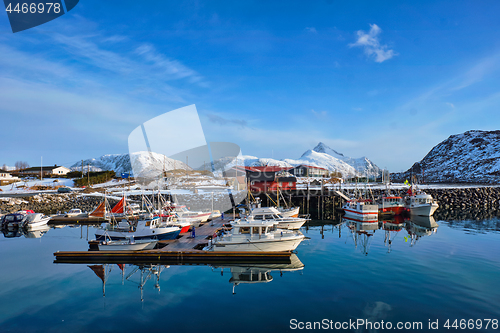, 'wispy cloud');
305,27,317,33
206,113,248,127
349,24,397,63
450,52,500,91
311,109,327,119
135,43,205,85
